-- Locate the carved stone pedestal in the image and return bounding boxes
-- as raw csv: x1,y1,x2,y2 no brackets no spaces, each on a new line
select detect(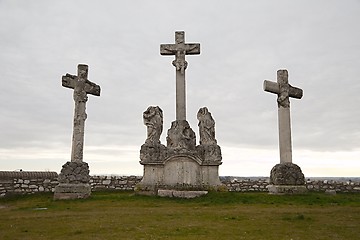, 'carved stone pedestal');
54,161,91,200
137,114,223,197
267,162,307,195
